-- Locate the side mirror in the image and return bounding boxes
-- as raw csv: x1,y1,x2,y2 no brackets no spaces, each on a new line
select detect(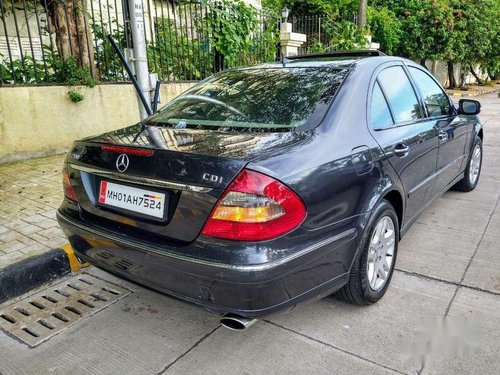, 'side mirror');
458,99,481,115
